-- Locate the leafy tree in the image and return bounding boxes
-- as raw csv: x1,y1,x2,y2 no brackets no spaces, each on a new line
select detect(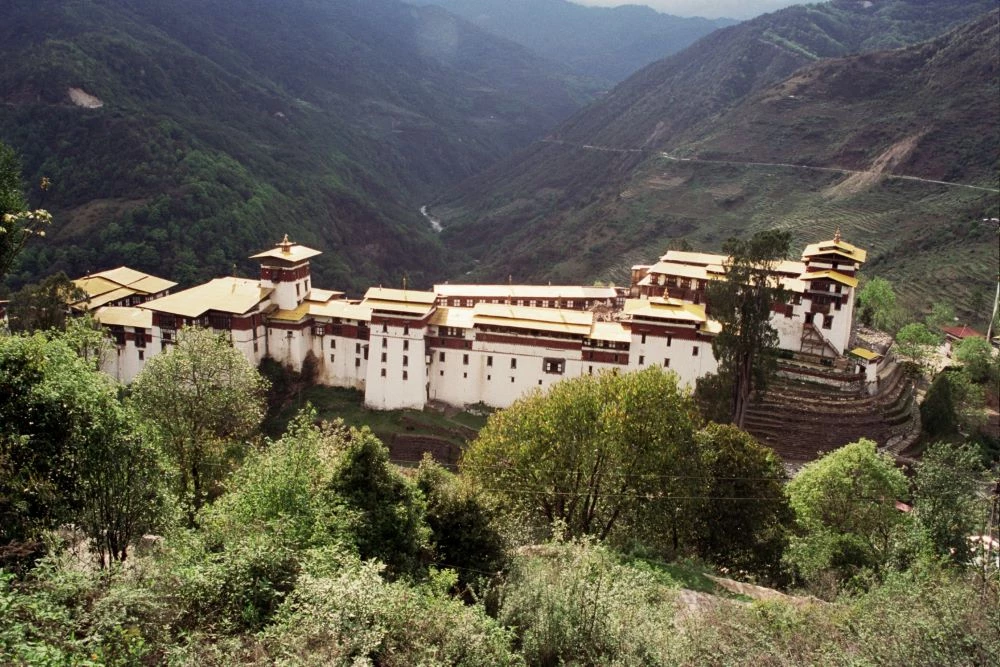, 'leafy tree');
77,417,169,566
693,424,792,581
706,230,791,428
416,456,506,594
894,322,941,374
462,368,702,550
0,331,164,566
5,273,84,332
911,442,989,564
925,301,956,333
953,336,997,384
130,327,268,523
786,439,909,589
856,276,900,331
0,332,113,548
327,428,429,578
921,371,959,438
0,143,50,280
